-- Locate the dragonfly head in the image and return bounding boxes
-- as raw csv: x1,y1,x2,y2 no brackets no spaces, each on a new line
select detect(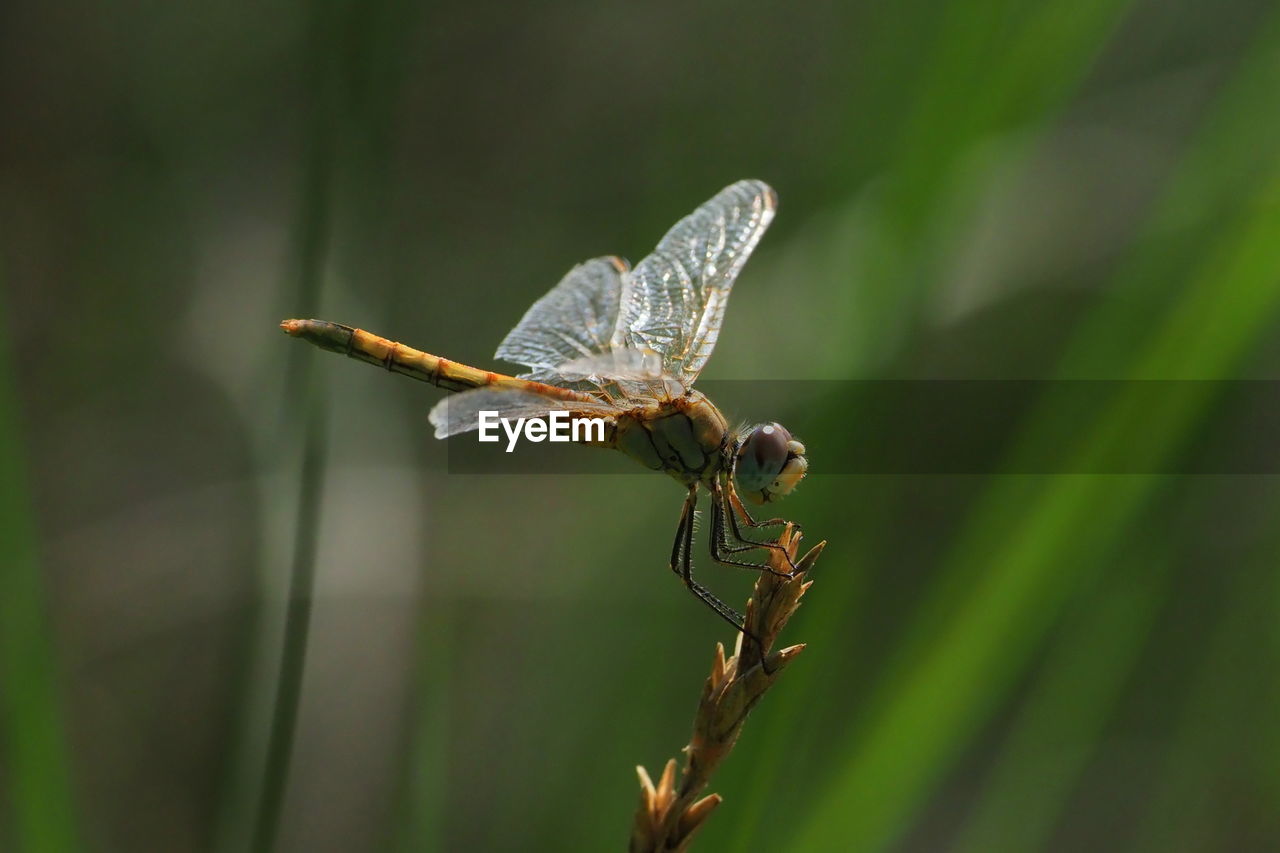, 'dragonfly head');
733,422,808,505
